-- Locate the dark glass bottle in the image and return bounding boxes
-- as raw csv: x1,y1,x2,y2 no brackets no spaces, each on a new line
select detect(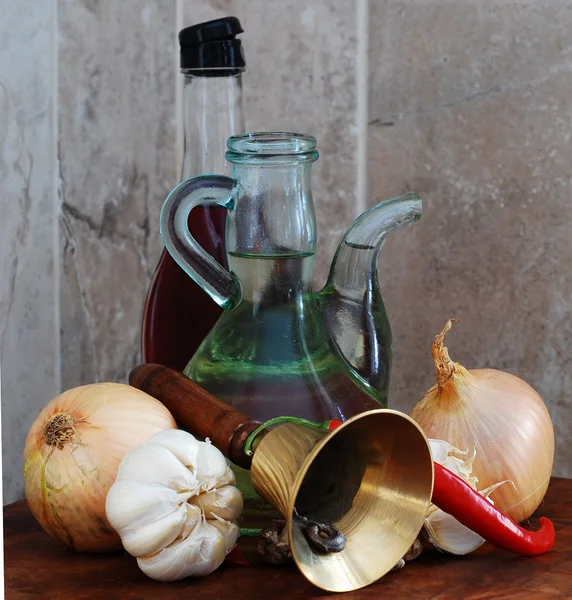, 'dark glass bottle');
141,17,246,369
